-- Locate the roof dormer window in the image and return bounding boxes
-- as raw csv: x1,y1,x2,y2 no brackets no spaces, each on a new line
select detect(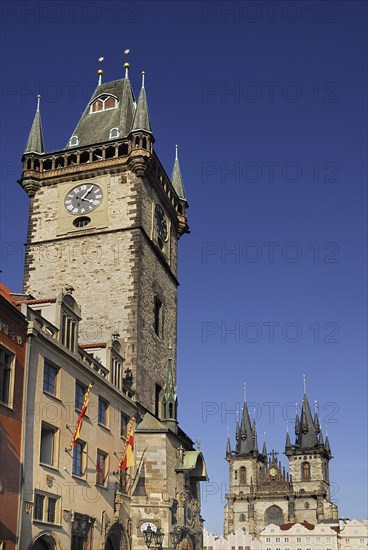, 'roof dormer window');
68,135,79,147
90,95,118,113
109,128,120,139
